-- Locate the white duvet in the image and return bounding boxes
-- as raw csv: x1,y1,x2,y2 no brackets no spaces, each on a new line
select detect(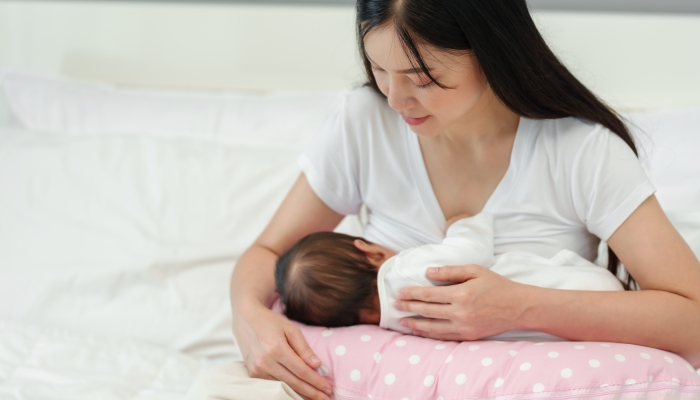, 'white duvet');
0,317,212,400
0,72,699,397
